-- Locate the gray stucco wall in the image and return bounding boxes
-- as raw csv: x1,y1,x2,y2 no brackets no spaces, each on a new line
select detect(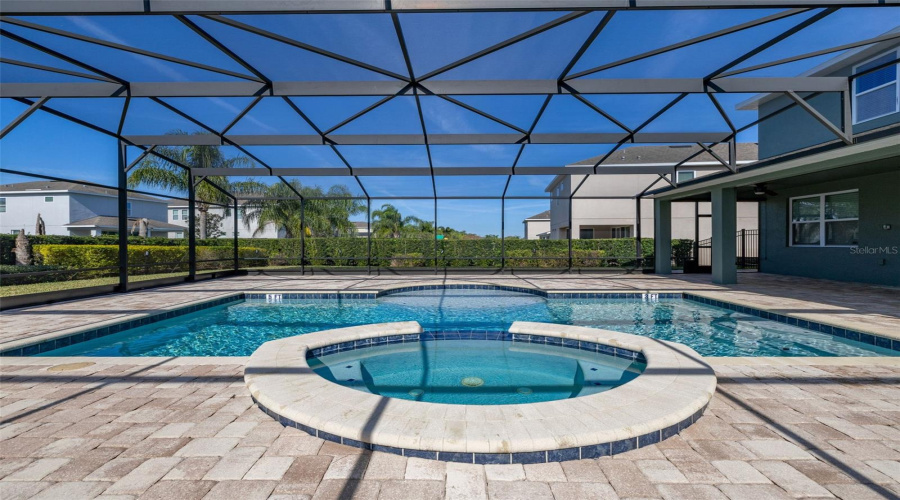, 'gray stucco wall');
758,47,900,159
759,169,900,286
758,93,844,159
